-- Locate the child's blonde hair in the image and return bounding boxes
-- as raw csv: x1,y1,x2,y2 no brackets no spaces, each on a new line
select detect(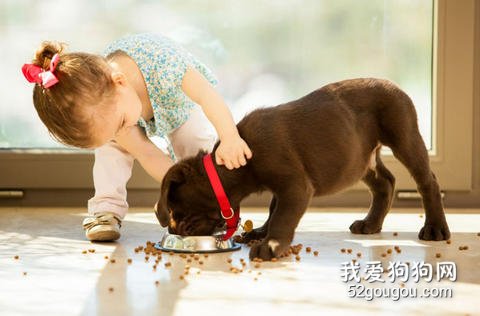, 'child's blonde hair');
29,41,115,148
